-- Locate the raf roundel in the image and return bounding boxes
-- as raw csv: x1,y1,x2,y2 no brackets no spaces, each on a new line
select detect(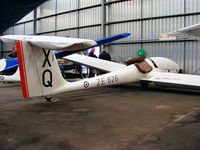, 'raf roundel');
0,75,5,80
83,81,89,88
